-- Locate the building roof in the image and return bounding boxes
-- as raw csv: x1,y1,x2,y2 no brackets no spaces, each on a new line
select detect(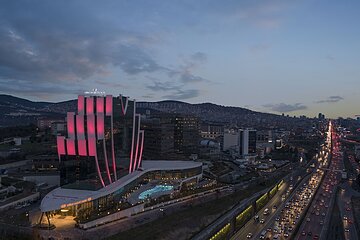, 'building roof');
40,160,202,212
